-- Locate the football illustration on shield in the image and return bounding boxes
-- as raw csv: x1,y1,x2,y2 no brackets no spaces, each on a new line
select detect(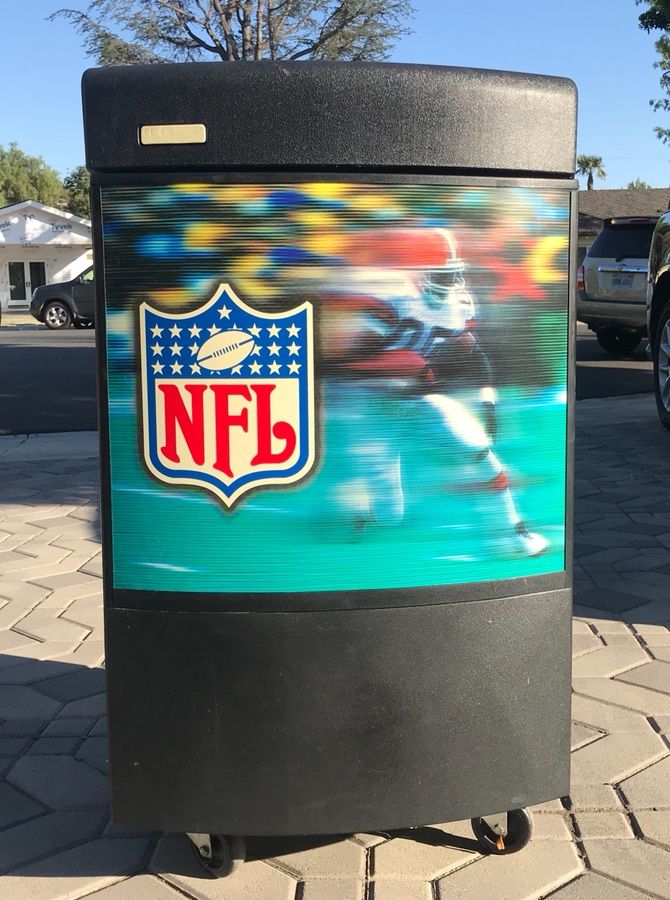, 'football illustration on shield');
197,330,255,371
